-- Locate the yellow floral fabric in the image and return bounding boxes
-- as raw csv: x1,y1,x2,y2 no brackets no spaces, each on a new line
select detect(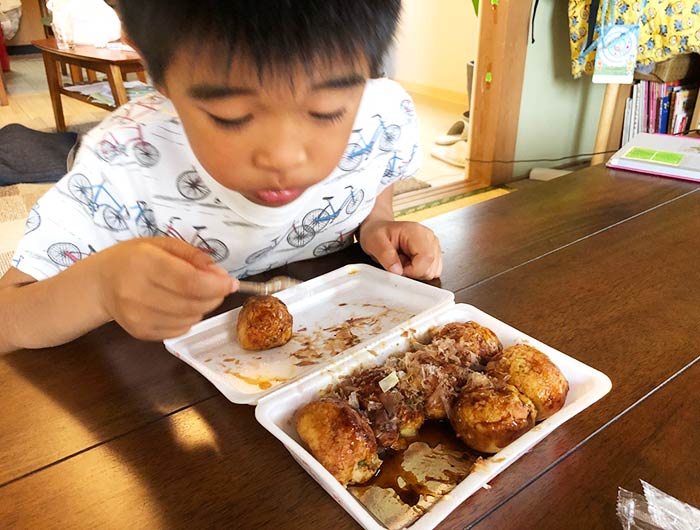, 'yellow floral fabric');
569,0,700,77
